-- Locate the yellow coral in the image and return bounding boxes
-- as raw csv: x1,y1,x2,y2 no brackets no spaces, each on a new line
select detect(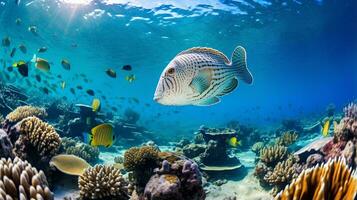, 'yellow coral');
5,106,47,123
164,174,180,184
79,165,129,199
275,158,357,200
0,157,53,199
264,156,300,195
16,117,61,157
276,131,298,146
124,146,159,171
260,145,288,167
